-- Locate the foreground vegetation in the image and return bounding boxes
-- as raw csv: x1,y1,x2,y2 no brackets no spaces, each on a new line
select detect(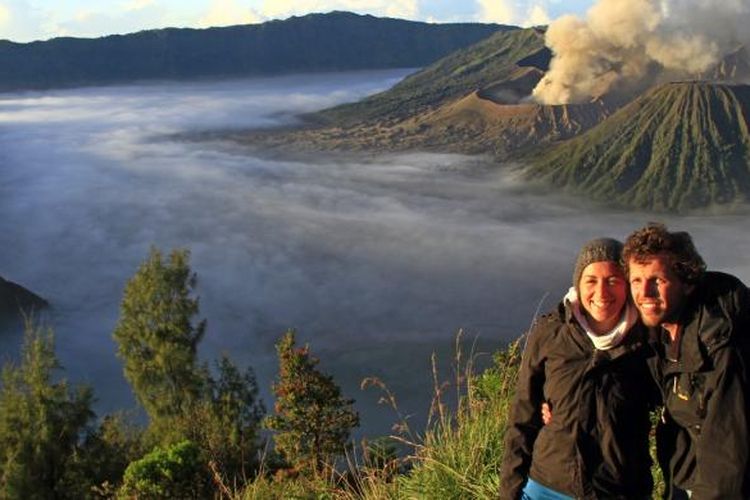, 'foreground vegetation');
0,247,663,498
